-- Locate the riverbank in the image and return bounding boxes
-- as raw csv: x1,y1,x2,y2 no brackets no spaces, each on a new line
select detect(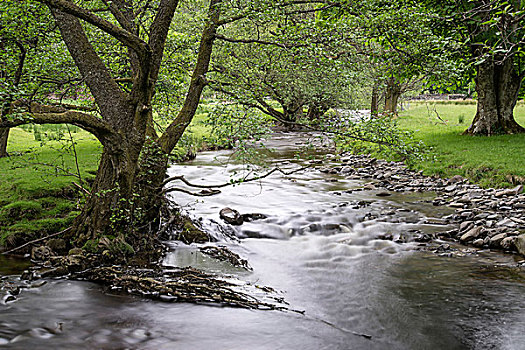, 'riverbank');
322,153,525,257
397,102,525,188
